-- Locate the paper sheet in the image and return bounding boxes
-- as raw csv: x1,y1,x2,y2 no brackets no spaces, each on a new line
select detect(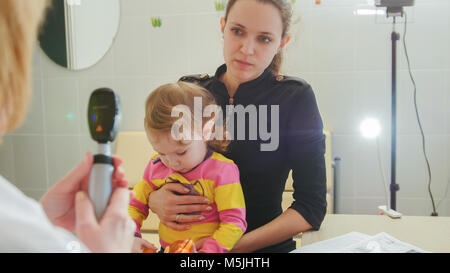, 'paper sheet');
291,232,429,253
